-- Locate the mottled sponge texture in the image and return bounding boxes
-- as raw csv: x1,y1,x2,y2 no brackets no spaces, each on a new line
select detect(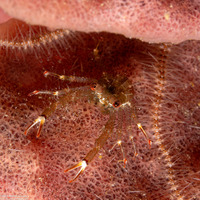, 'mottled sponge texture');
0,0,199,199
0,0,200,43
0,28,200,199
